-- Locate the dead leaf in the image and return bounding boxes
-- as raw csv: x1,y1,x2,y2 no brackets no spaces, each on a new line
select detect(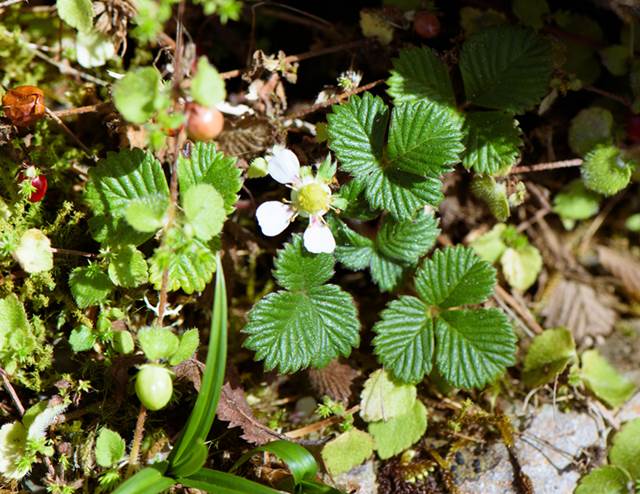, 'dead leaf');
217,382,283,445
173,358,204,392
541,278,616,340
308,360,360,402
596,245,640,301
